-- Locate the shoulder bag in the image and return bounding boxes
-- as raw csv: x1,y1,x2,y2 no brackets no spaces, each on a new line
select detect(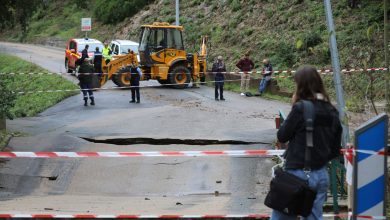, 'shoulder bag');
264,100,317,217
